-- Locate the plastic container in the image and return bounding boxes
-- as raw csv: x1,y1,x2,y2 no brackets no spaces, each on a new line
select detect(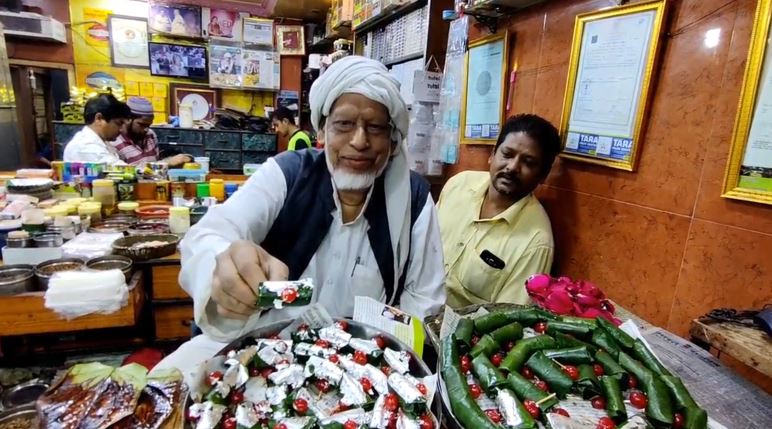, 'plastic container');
169,206,190,234
194,156,210,172
168,169,208,183
0,219,22,249
117,201,139,216
209,179,225,201
155,180,170,201
225,183,238,199
197,183,210,198
136,180,157,200
78,202,102,223
92,179,117,216
116,175,137,201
